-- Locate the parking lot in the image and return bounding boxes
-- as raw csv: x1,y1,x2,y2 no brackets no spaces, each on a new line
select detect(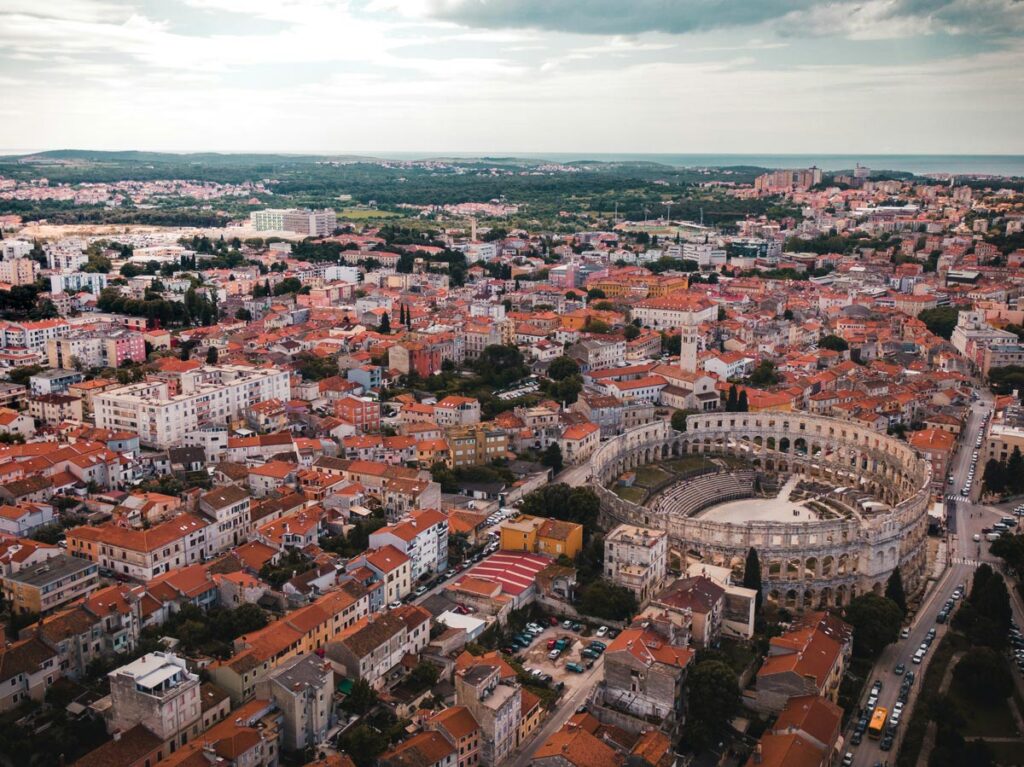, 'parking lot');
514,620,615,690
